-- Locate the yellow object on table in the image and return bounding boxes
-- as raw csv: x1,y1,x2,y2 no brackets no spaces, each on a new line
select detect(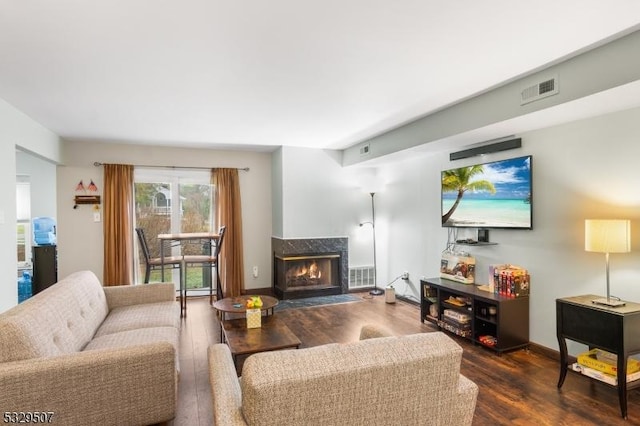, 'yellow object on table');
246,308,261,328
577,348,640,376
